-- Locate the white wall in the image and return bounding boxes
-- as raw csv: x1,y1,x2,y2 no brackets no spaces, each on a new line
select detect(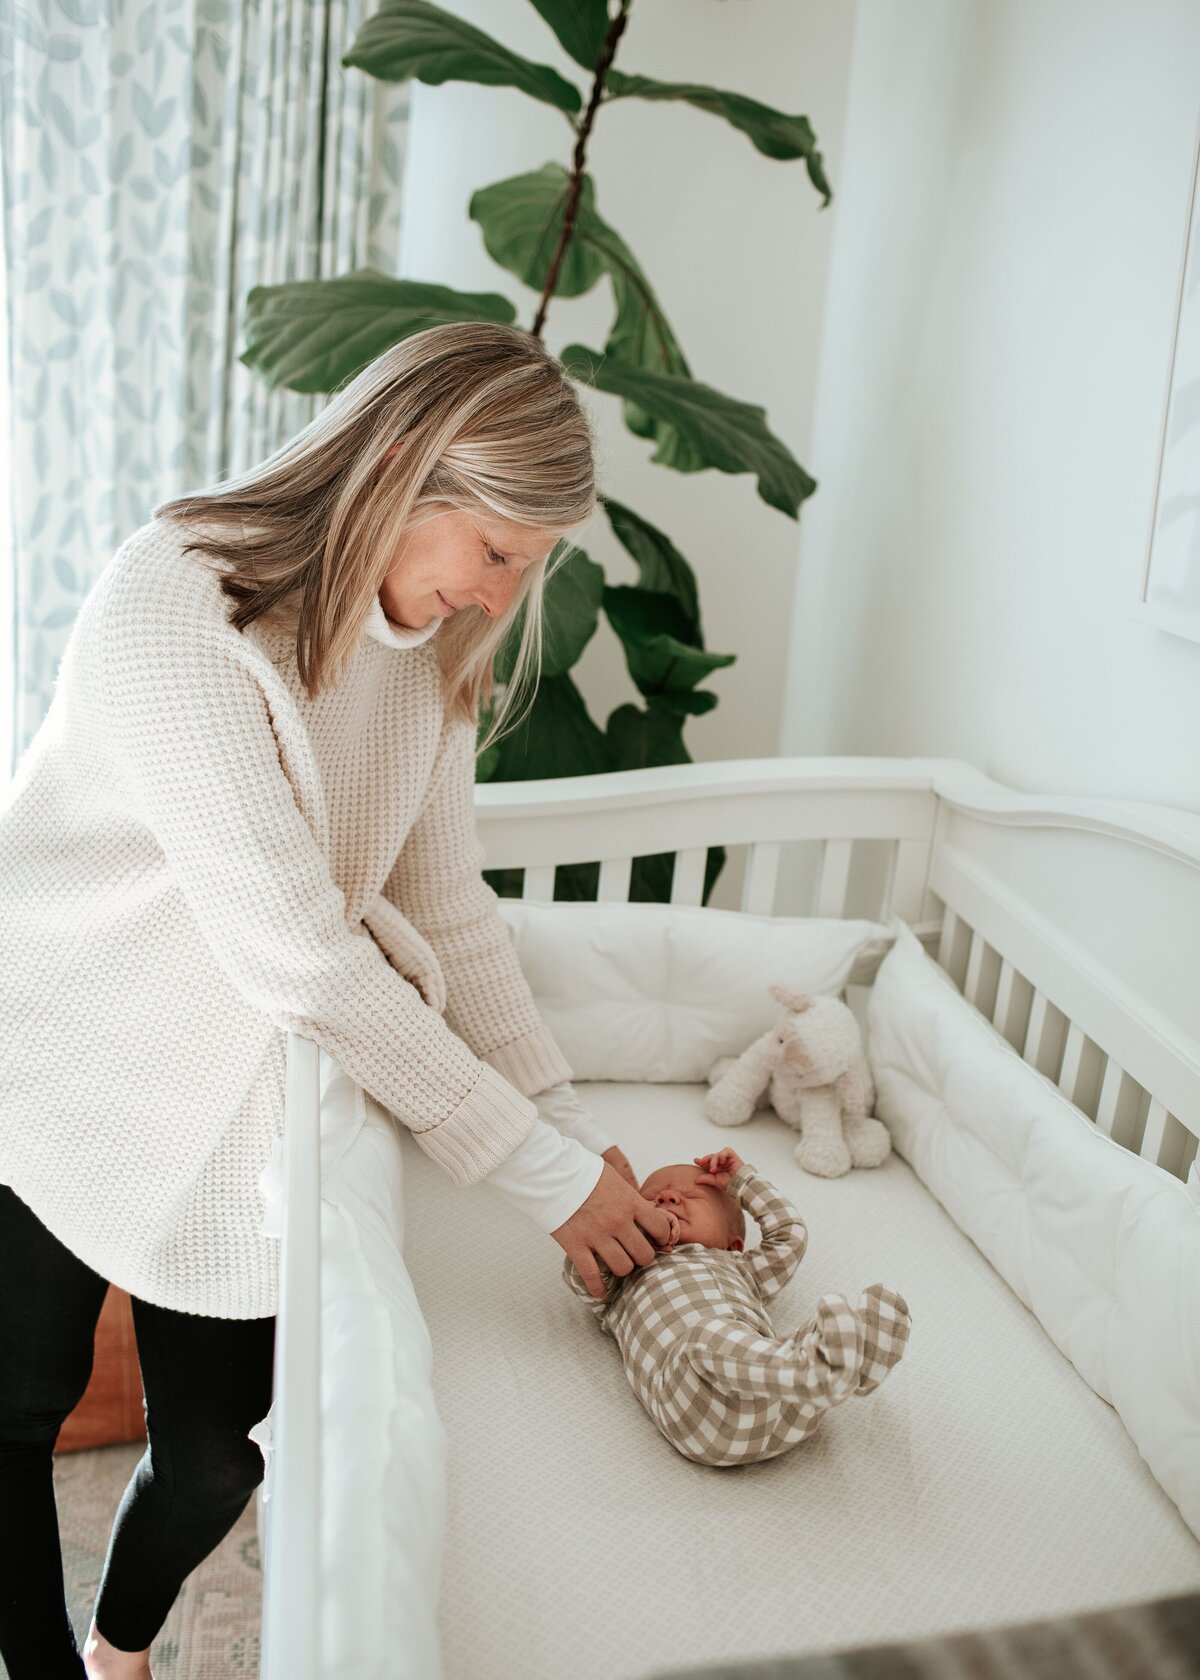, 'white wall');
782,0,1200,811
399,0,854,763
